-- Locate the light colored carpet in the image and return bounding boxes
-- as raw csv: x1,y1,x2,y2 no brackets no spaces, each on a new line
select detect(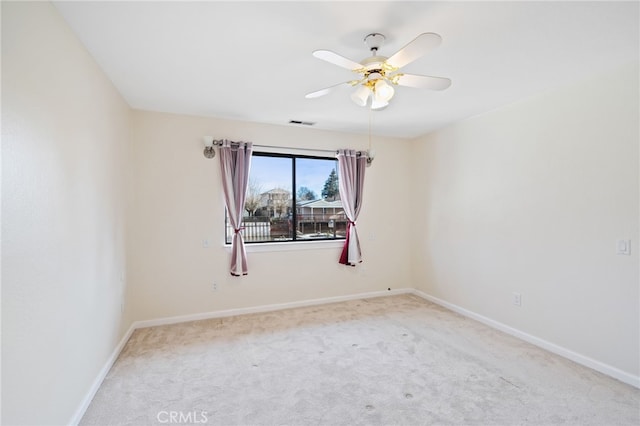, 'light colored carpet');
81,294,639,425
